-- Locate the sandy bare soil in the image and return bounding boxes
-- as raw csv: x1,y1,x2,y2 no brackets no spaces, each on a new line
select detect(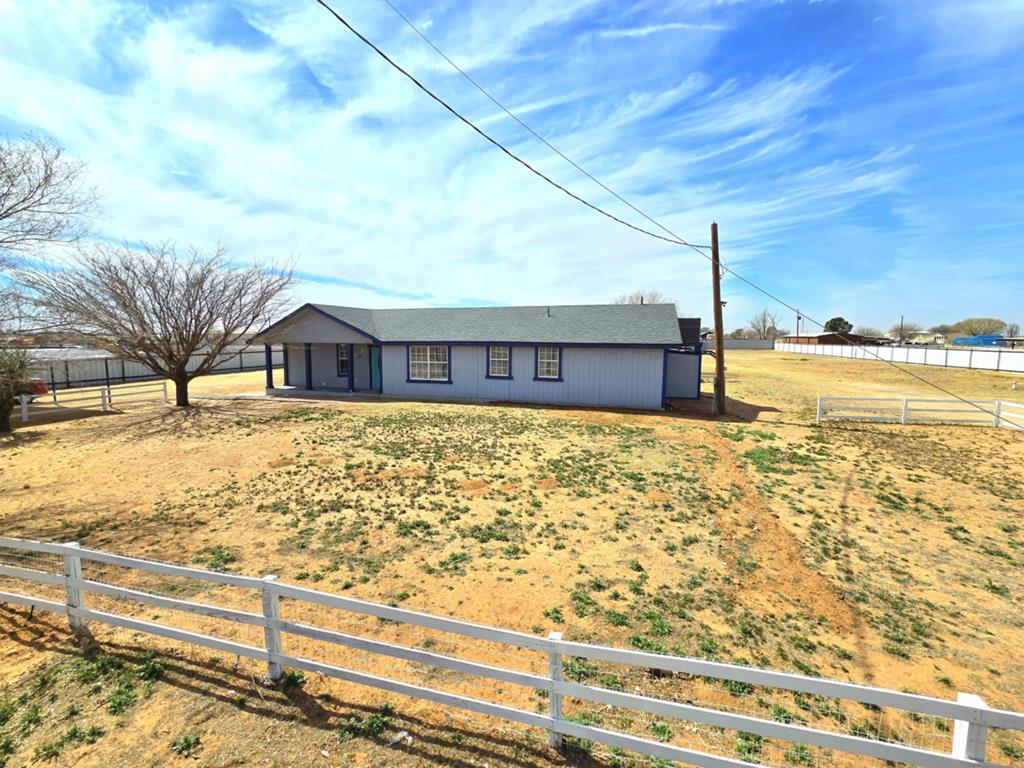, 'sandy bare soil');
0,353,1022,767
